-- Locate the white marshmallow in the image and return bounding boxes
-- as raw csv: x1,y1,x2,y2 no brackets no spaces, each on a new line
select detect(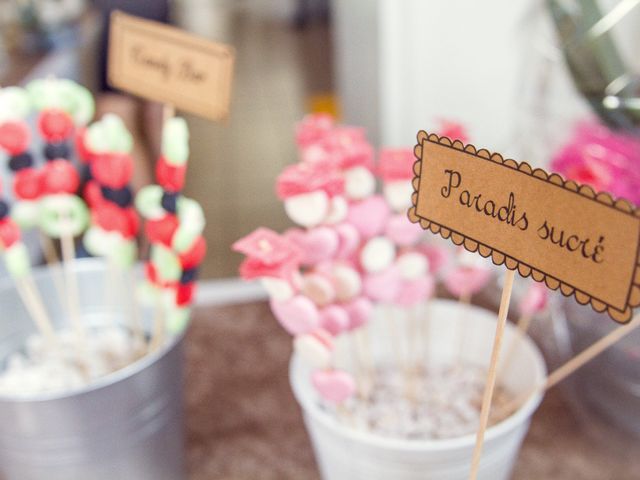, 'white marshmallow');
301,274,336,306
284,191,329,228
261,277,294,301
293,334,333,369
360,236,396,273
396,252,429,280
383,180,414,212
324,195,348,224
344,166,375,200
332,265,362,301
458,249,490,269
